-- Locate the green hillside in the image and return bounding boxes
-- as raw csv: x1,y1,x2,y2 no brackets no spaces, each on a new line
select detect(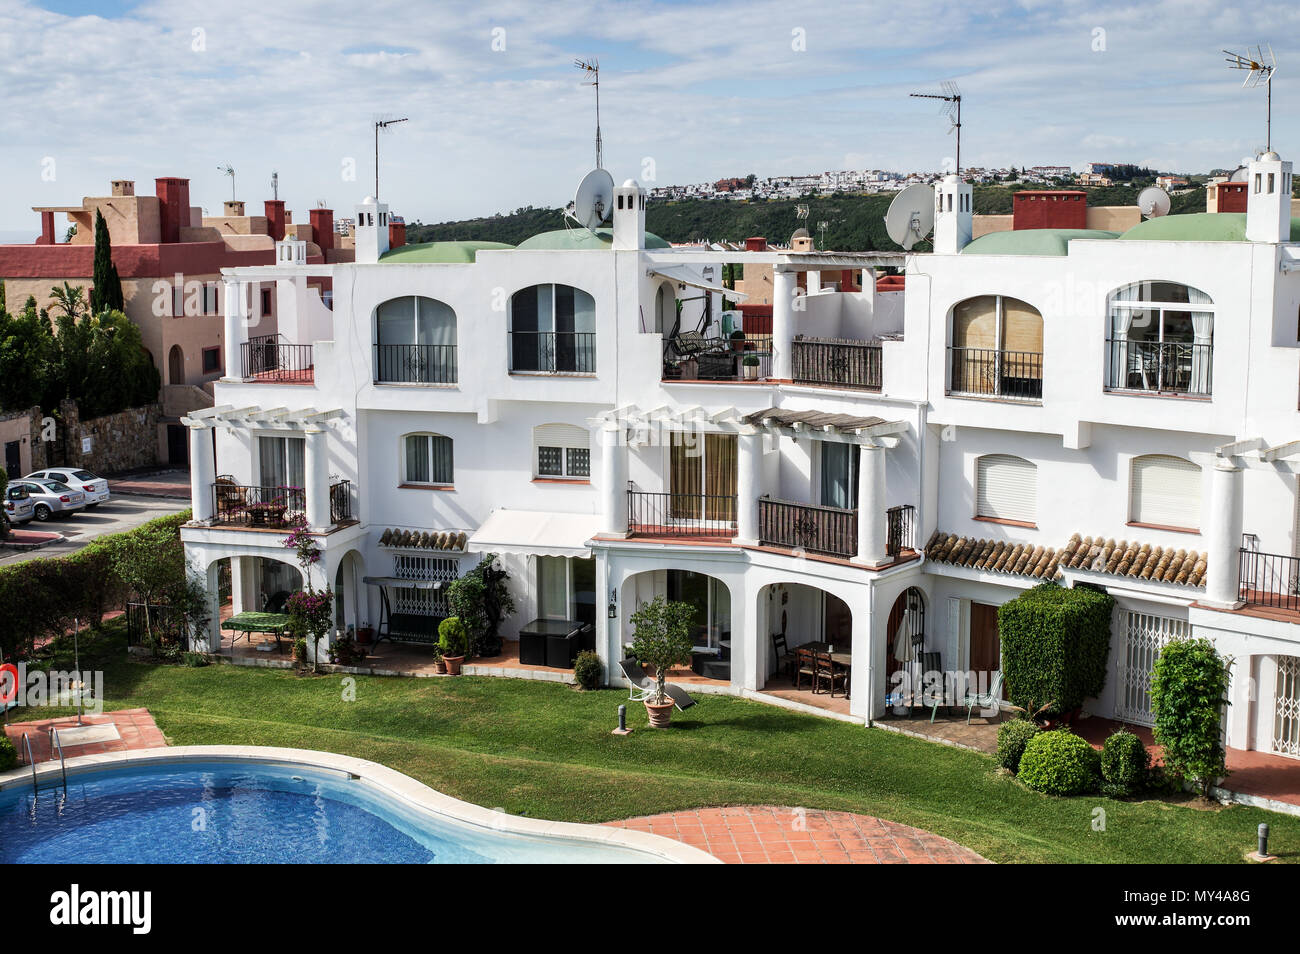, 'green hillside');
405,185,1209,253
